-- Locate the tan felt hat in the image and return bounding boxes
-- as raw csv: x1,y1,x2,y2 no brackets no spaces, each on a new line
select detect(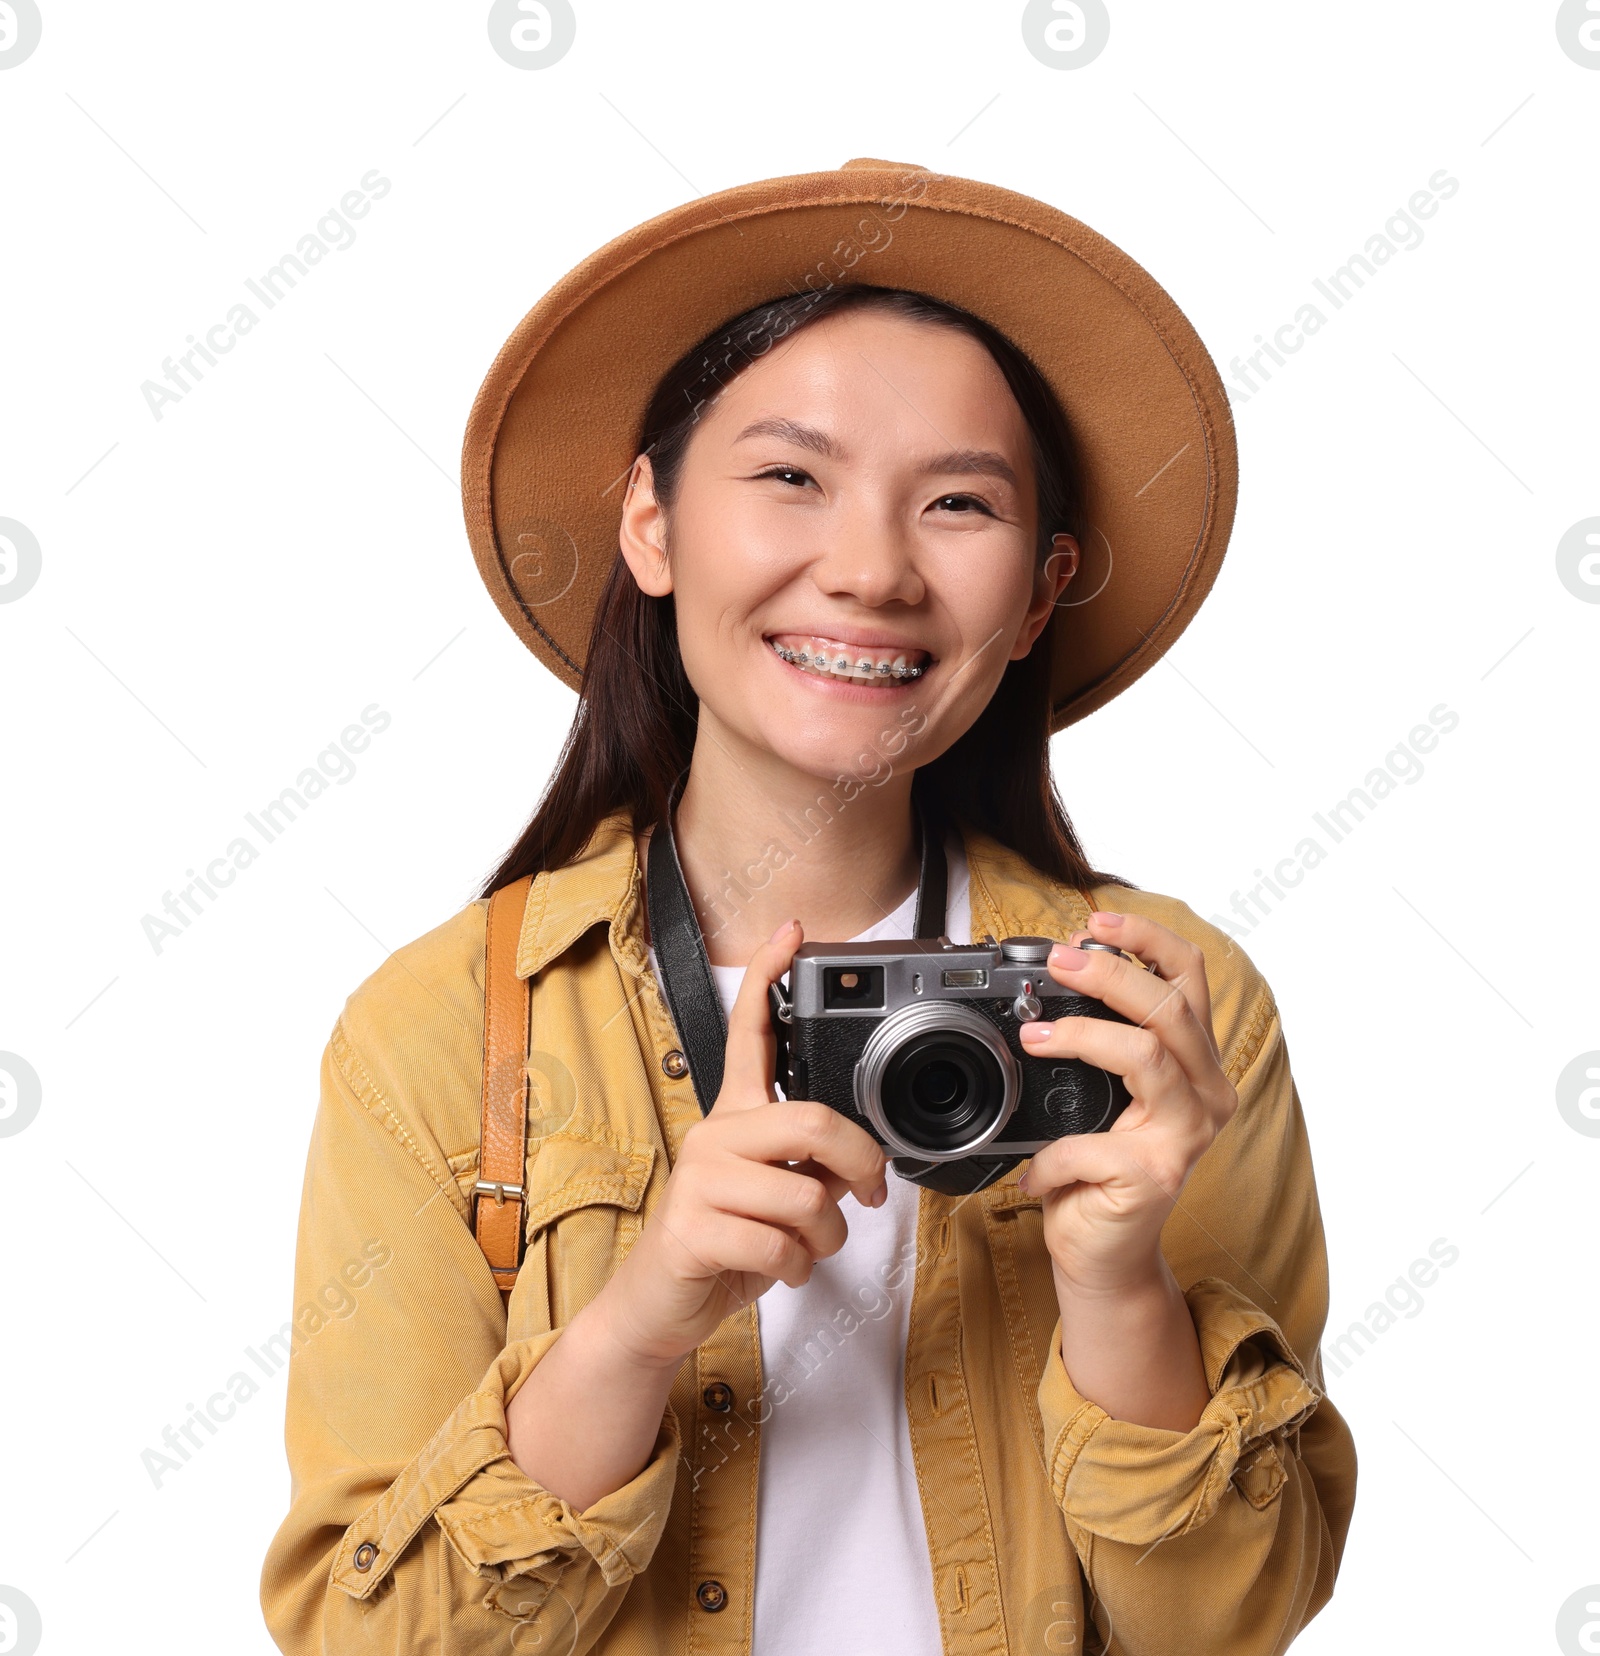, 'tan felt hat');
461,158,1237,731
